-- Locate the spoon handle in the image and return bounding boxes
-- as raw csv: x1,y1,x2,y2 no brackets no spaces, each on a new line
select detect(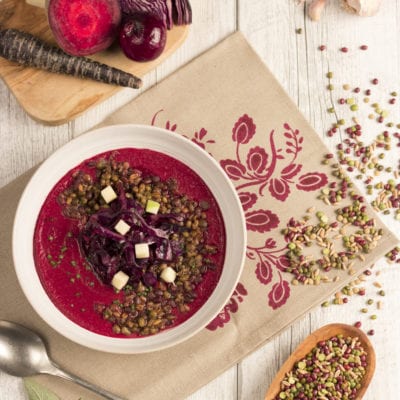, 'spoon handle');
46,362,127,400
